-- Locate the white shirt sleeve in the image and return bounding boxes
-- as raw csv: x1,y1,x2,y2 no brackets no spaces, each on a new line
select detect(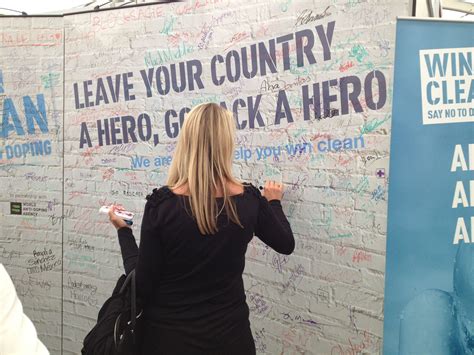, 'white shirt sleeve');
0,264,49,355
